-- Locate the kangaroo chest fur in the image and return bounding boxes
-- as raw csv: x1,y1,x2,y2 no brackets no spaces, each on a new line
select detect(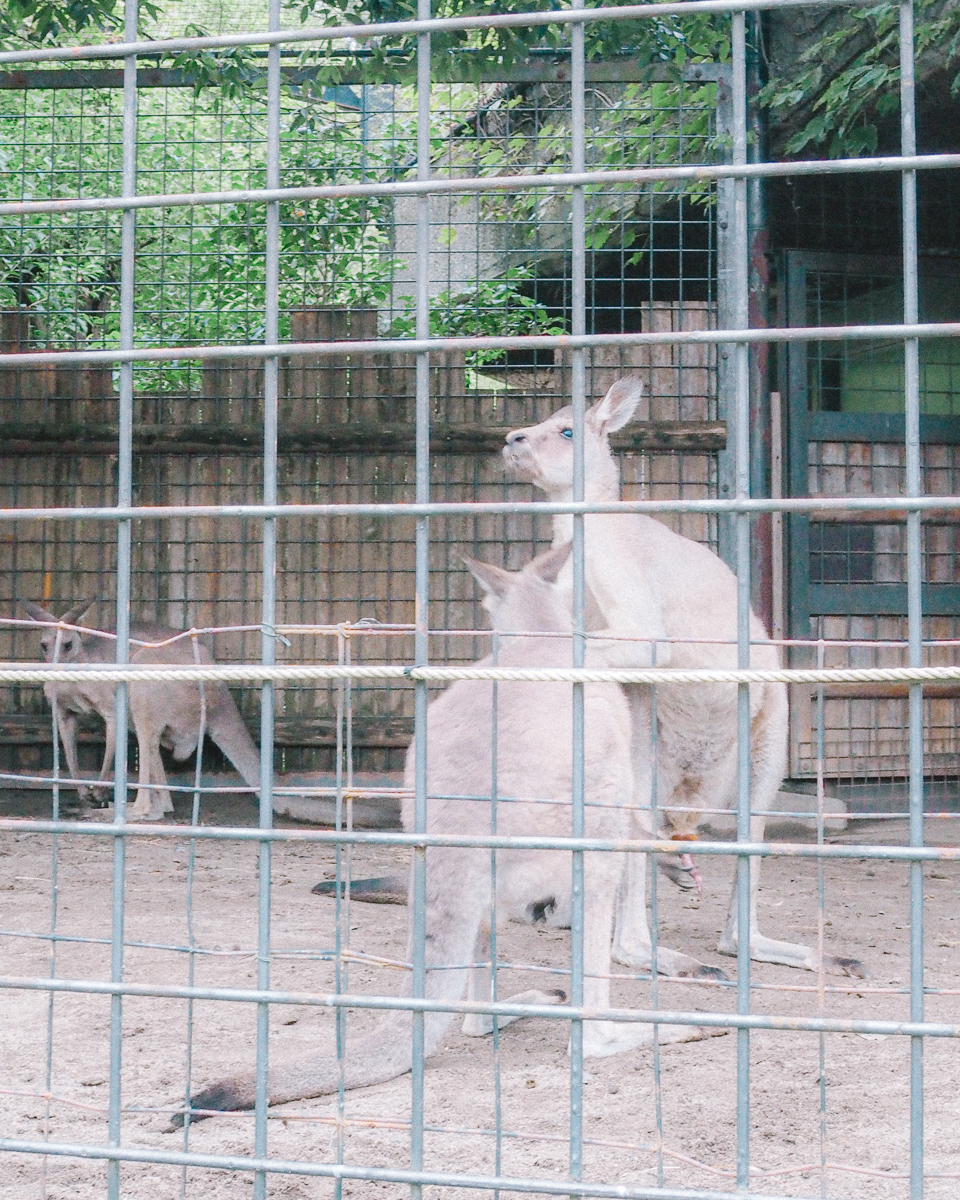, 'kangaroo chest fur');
400,638,634,915
553,511,779,821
